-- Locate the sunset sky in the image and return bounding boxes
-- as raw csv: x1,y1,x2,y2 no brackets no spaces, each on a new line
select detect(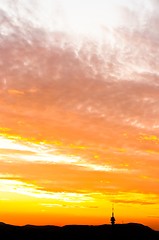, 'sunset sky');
0,0,159,230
